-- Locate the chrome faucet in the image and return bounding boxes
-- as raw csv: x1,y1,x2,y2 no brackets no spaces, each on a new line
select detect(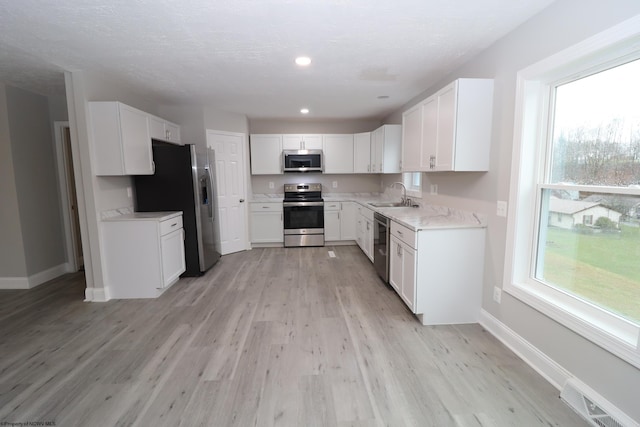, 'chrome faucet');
391,182,408,206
